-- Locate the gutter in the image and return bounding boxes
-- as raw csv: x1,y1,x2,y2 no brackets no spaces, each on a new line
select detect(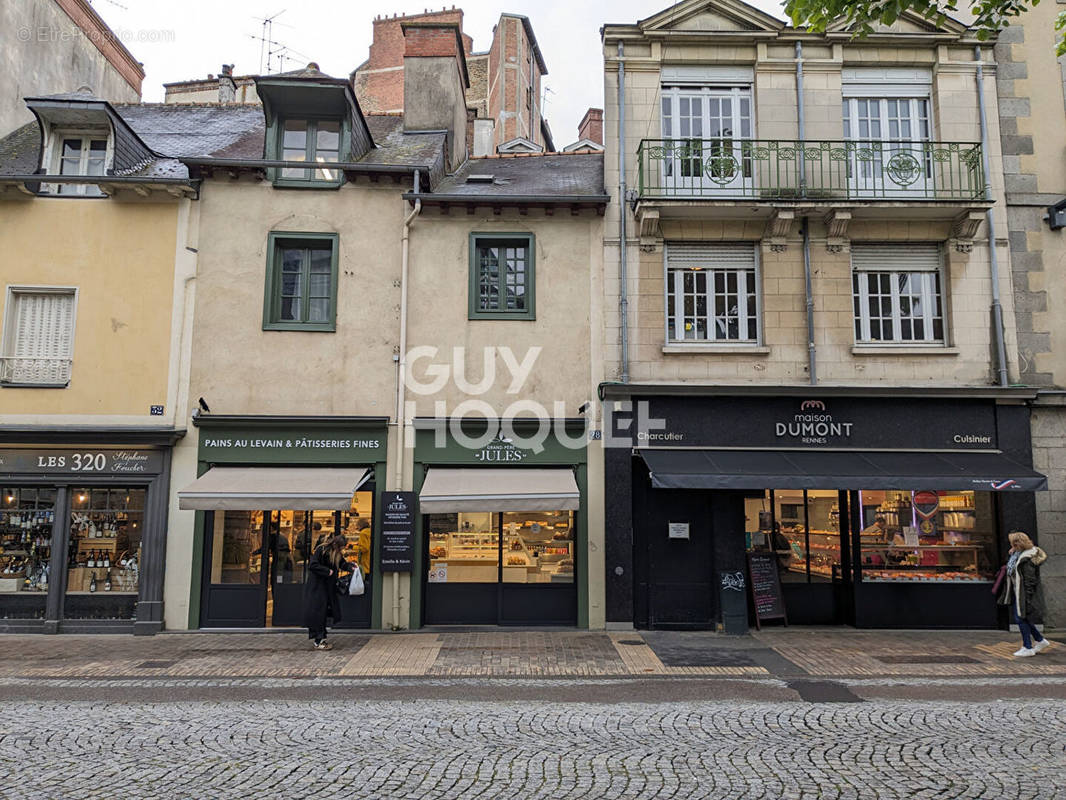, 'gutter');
181,157,433,175
797,41,817,386
0,174,197,186
975,45,1009,388
618,41,630,384
401,192,609,205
